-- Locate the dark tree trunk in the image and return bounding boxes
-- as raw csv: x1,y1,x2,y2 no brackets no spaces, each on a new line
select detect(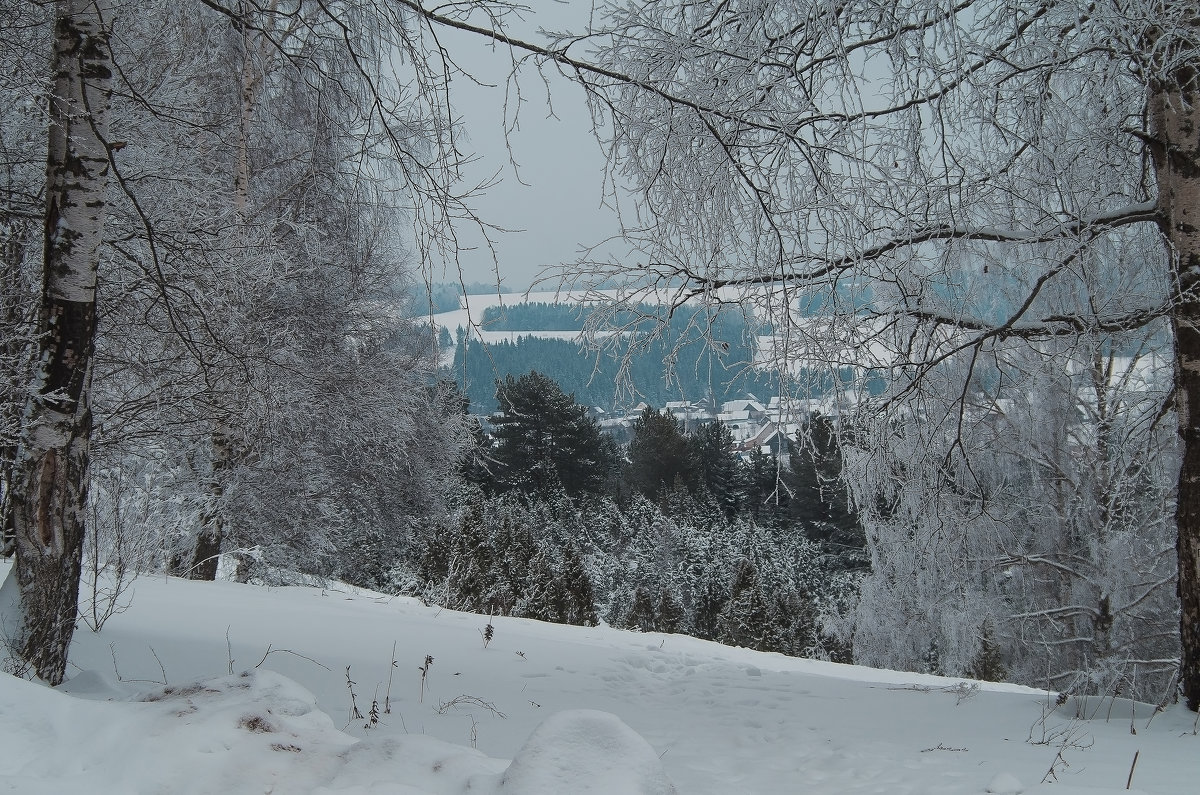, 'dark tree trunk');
1152,56,1200,709
189,427,232,581
189,528,222,581
1,248,31,559
4,0,111,686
